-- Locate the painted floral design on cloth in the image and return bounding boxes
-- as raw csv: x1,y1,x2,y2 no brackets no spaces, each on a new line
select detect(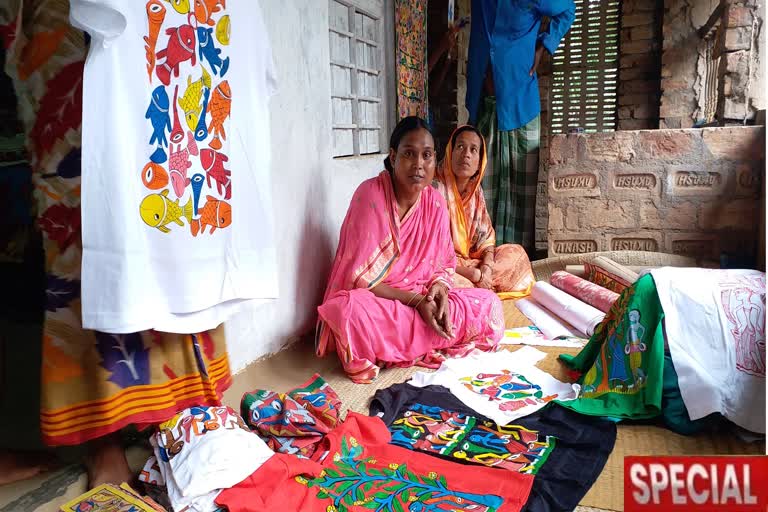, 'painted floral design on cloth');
298,435,505,512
